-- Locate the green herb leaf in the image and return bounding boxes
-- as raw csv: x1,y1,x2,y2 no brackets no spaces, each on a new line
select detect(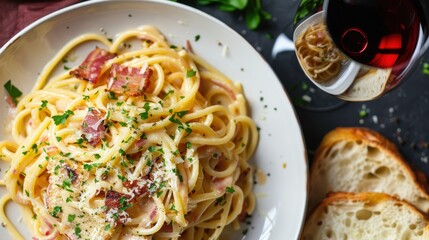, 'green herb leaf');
104,224,111,231
39,100,48,110
176,110,188,118
52,110,74,125
423,62,429,75
51,206,63,218
186,69,196,78
140,102,151,120
226,186,235,193
67,214,76,222
4,80,23,105
75,224,82,238
107,91,118,100
245,0,261,30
